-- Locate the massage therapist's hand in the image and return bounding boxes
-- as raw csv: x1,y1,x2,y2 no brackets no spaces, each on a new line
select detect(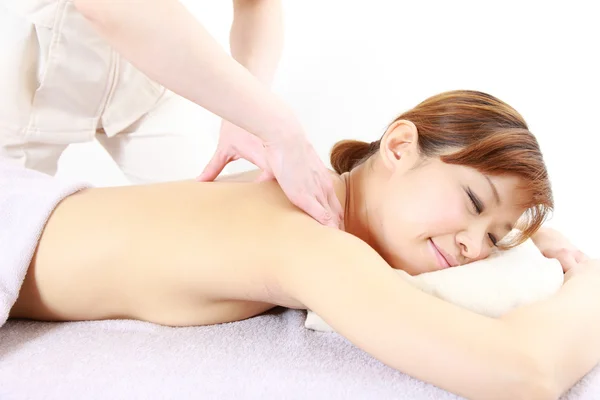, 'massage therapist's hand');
197,121,345,229
532,227,589,272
